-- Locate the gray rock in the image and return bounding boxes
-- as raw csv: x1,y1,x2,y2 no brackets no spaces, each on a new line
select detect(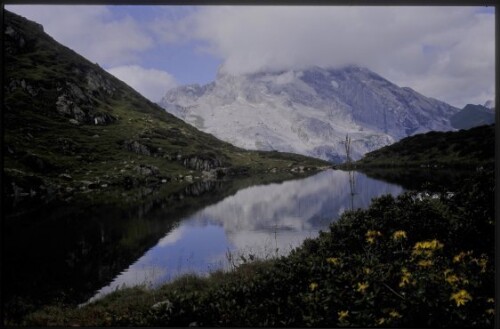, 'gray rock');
92,113,117,125
56,94,87,122
86,70,115,95
182,155,222,171
123,140,154,156
135,164,160,176
58,173,73,181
